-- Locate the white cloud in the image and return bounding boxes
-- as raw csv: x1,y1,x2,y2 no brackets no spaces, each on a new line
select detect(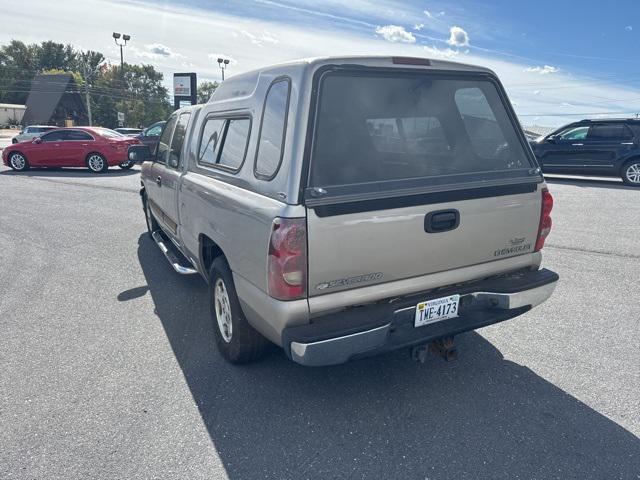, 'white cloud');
525,65,558,75
533,90,541,95
207,53,238,66
414,23,424,31
423,45,459,59
146,43,172,57
375,25,416,43
447,26,469,47
422,9,444,18
239,30,279,47
625,25,633,31
133,43,185,60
